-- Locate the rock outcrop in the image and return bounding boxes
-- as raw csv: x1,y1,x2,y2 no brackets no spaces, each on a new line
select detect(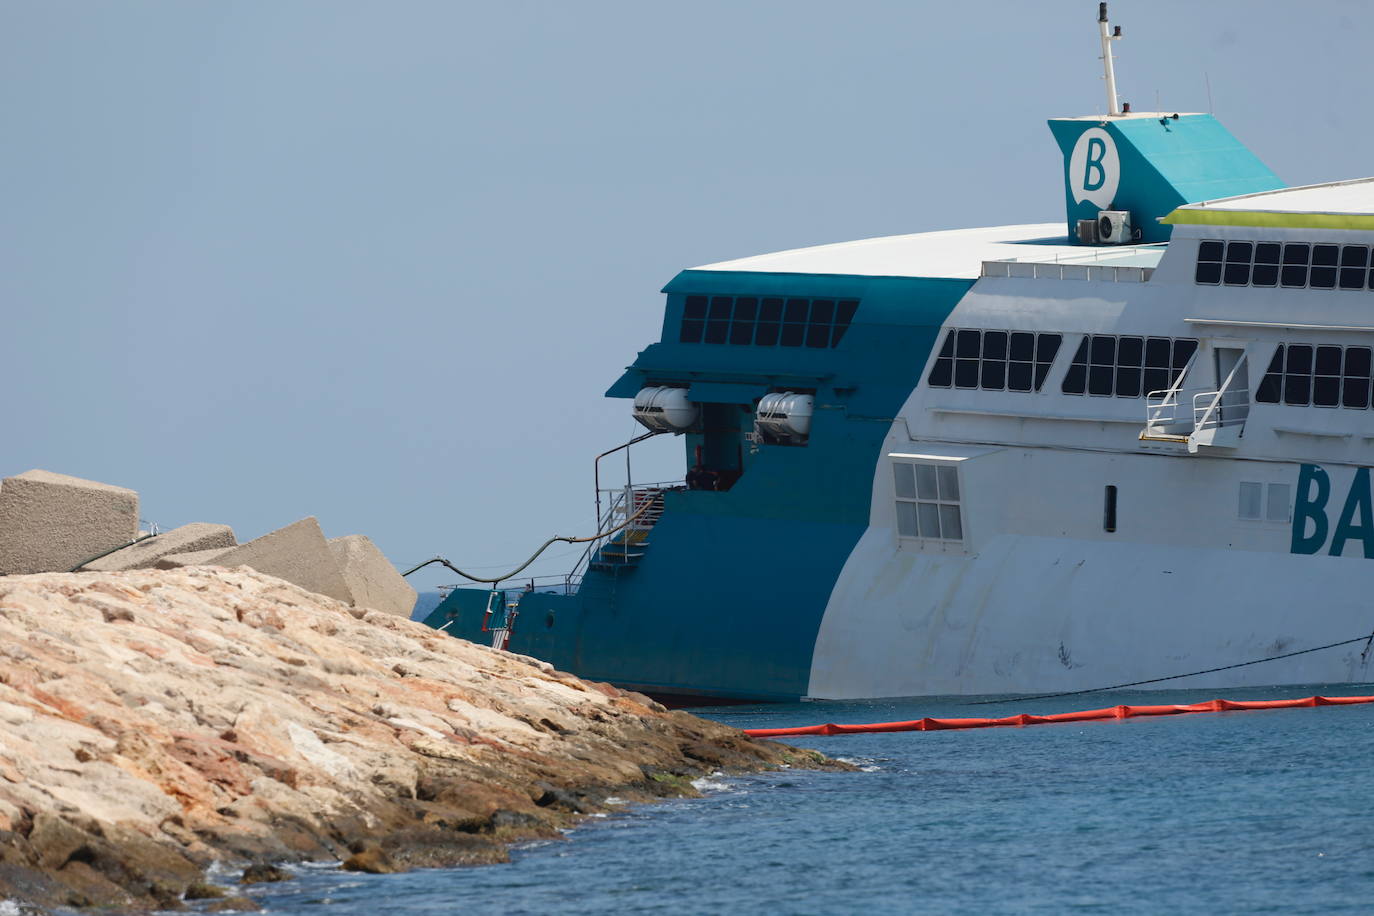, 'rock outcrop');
0,567,829,911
